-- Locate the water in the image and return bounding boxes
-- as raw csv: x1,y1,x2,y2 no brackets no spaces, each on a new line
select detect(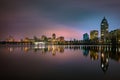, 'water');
0,45,120,80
